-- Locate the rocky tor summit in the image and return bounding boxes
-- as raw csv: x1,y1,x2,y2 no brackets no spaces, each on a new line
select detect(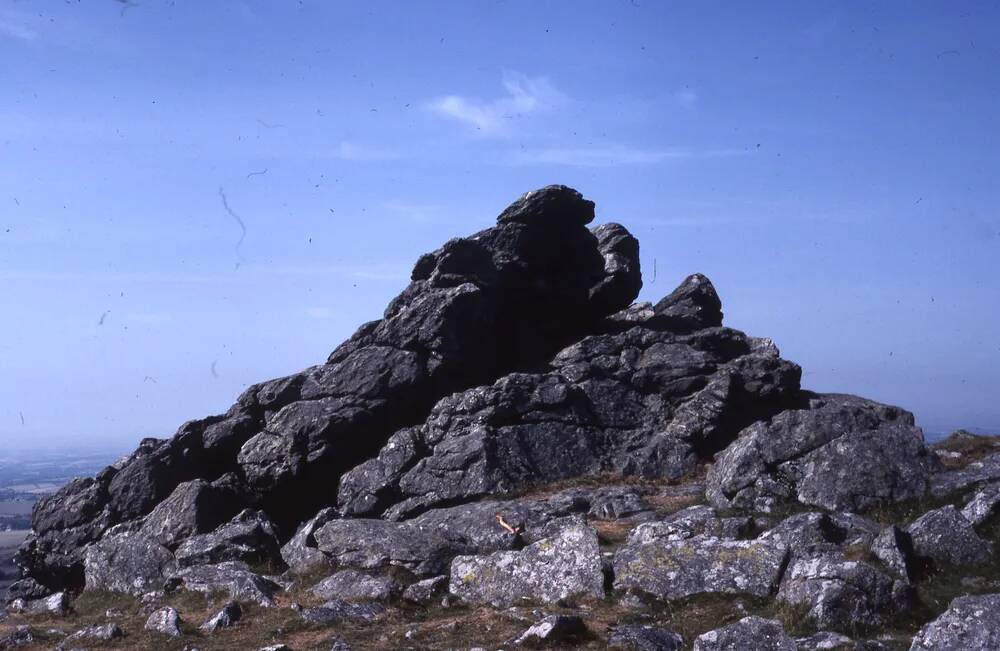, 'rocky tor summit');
4,186,1000,650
